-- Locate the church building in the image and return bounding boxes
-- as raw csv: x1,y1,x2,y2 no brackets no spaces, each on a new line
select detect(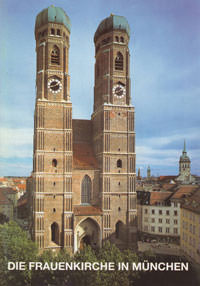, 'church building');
31,6,137,253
